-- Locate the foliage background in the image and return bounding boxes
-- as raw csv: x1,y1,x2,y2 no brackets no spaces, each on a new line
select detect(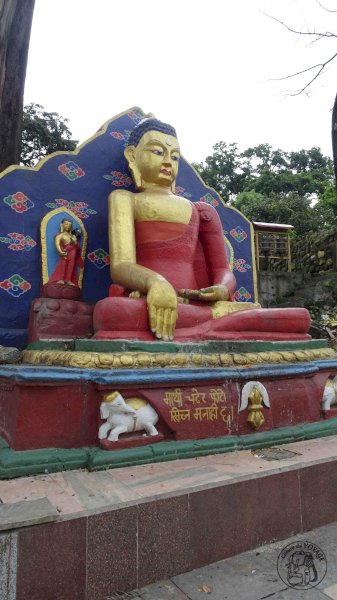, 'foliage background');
194,142,337,235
